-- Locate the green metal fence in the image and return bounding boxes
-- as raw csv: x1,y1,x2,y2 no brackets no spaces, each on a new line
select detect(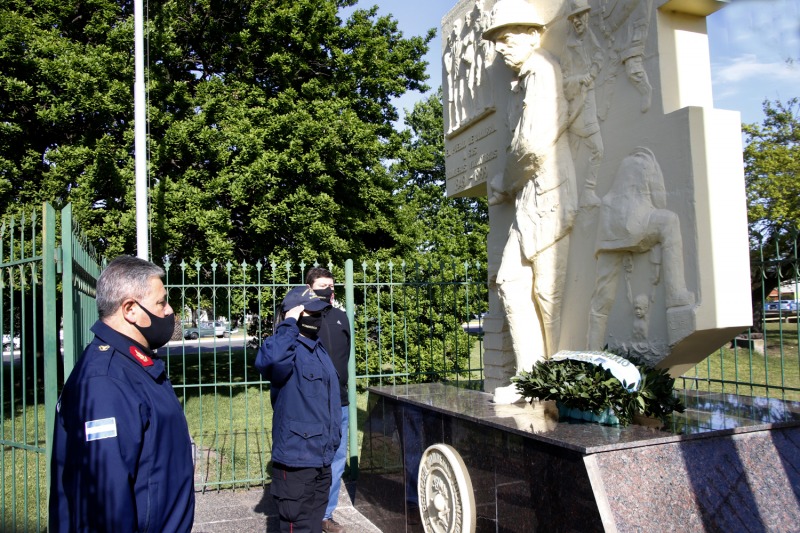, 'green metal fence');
678,240,799,401
1,202,798,529
0,202,103,532
1,206,48,533
160,257,488,490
